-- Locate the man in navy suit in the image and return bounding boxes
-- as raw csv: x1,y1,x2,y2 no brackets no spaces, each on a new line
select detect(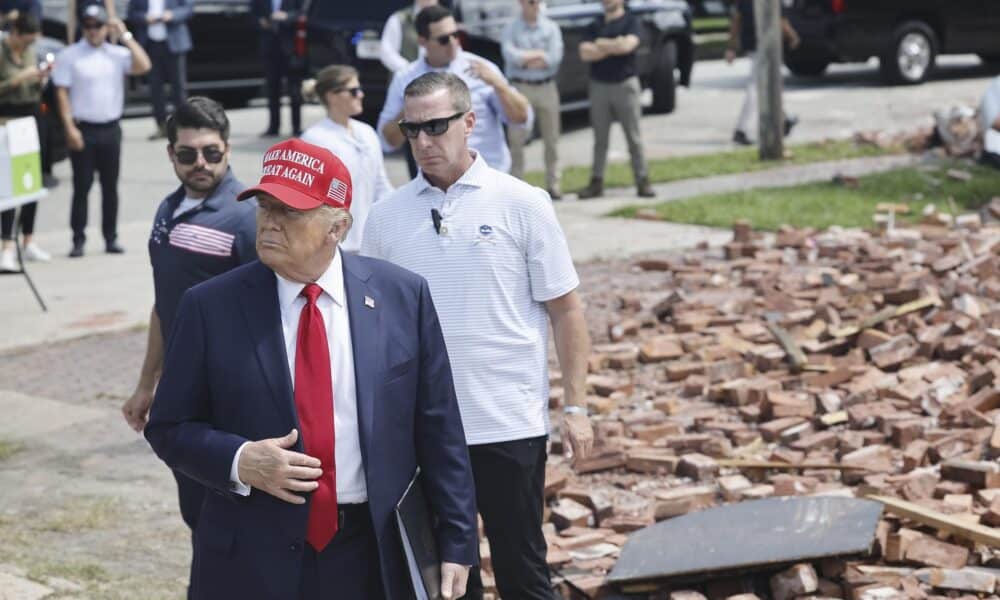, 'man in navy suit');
127,0,193,139
253,0,303,136
145,138,477,600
